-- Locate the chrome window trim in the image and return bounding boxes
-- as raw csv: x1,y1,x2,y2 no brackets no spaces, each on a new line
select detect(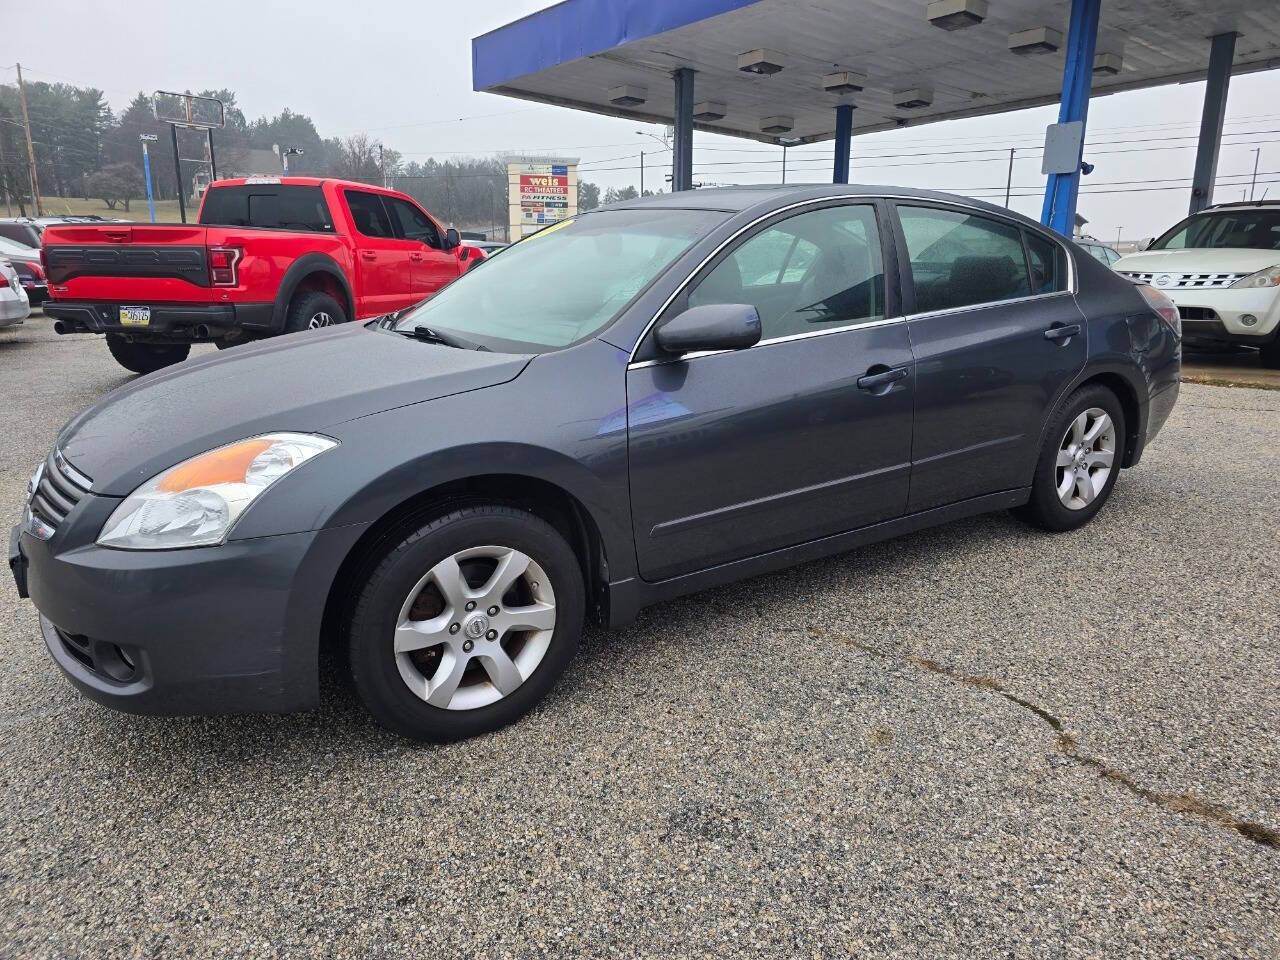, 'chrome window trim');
628,289,1076,370
626,193,1077,368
